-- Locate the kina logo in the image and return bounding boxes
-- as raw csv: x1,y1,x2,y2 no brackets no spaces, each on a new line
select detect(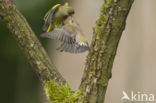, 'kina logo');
121,91,155,102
